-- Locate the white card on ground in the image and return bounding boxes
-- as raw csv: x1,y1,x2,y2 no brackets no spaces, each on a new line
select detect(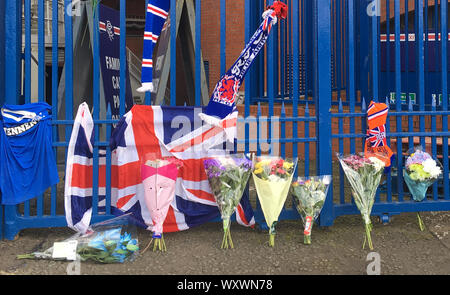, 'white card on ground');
52,240,78,261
